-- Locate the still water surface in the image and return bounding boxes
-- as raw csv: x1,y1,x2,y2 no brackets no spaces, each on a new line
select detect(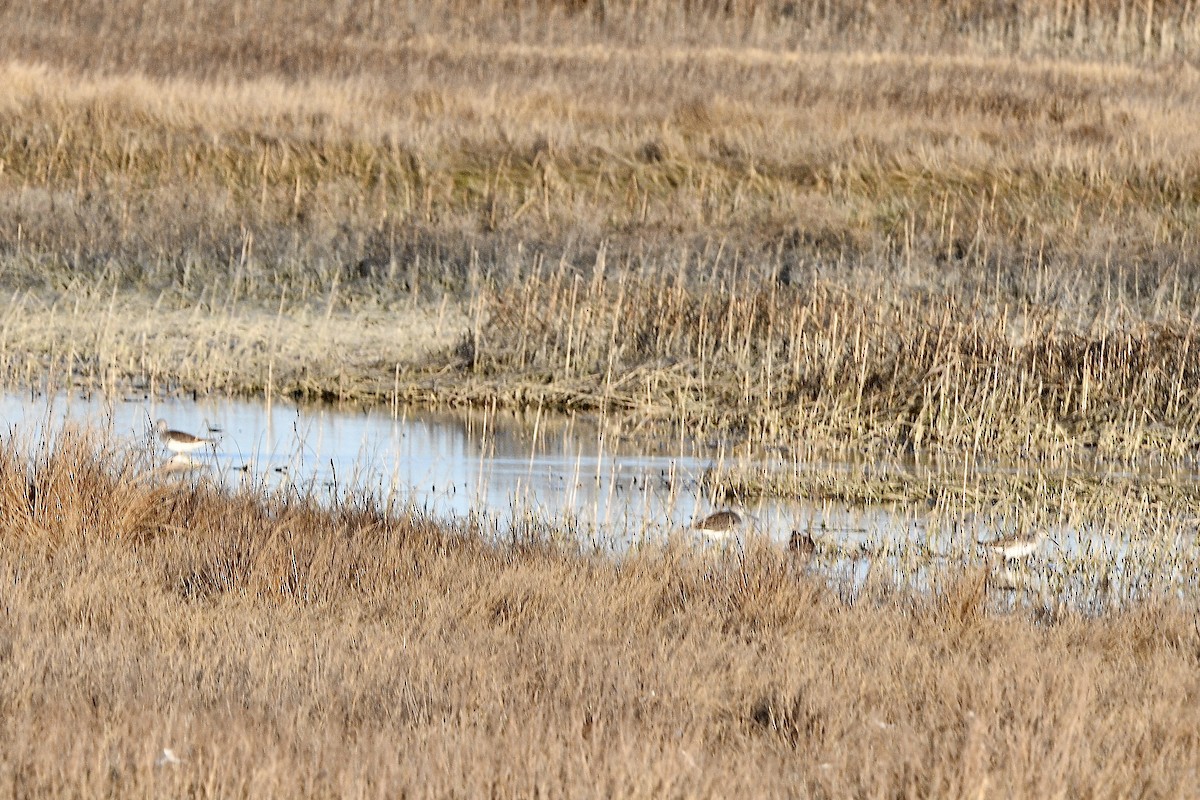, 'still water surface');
0,390,904,551
4,390,1197,609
